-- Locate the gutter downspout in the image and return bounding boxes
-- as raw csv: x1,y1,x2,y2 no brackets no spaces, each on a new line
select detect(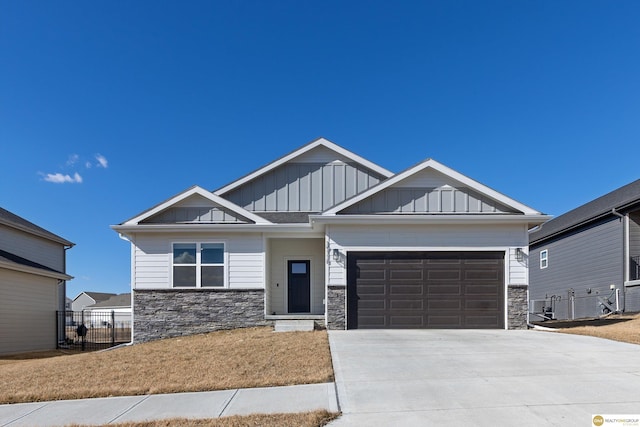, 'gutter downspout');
611,208,627,313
